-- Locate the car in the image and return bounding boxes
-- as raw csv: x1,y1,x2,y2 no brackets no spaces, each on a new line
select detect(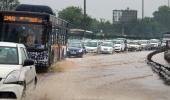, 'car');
0,42,37,100
99,42,114,54
148,39,161,50
138,40,149,50
127,40,142,51
161,40,167,47
67,42,85,58
113,40,125,52
85,40,100,53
